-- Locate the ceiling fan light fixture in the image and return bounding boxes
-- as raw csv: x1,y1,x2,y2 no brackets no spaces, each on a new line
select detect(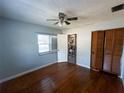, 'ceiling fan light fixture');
58,22,63,27
47,12,78,26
